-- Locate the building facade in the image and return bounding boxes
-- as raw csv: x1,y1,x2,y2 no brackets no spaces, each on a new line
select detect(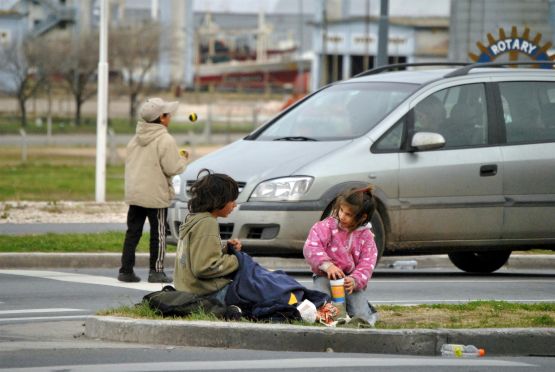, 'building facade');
449,0,555,65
